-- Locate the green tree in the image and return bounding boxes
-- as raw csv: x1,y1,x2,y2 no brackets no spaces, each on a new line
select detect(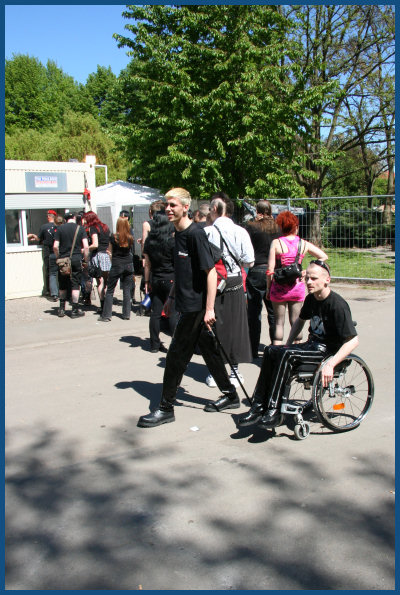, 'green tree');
5,54,95,133
278,5,395,243
85,65,117,121
112,5,311,199
5,54,51,131
5,111,129,183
